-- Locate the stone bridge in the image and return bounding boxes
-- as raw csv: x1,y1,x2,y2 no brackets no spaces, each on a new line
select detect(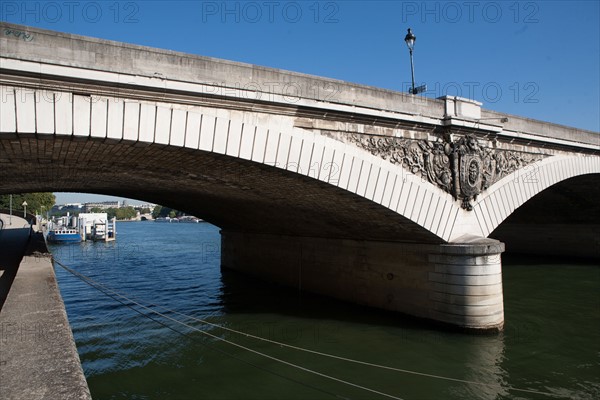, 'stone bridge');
1,22,599,331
